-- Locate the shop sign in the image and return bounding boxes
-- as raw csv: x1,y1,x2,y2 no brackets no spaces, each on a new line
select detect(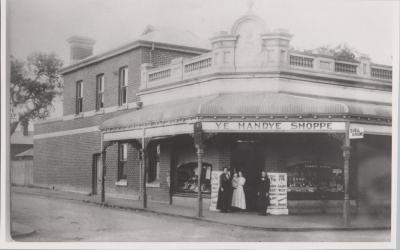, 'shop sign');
267,173,289,215
202,121,345,133
209,170,223,211
349,127,364,139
